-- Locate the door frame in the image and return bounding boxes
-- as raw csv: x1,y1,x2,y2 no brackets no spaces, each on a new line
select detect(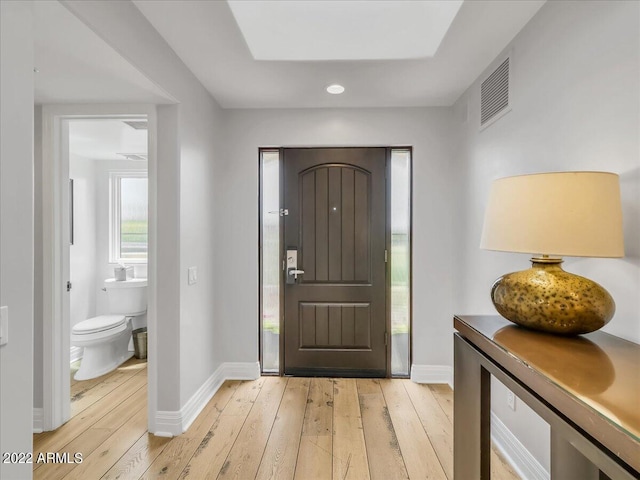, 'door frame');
258,146,413,378
41,104,158,430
